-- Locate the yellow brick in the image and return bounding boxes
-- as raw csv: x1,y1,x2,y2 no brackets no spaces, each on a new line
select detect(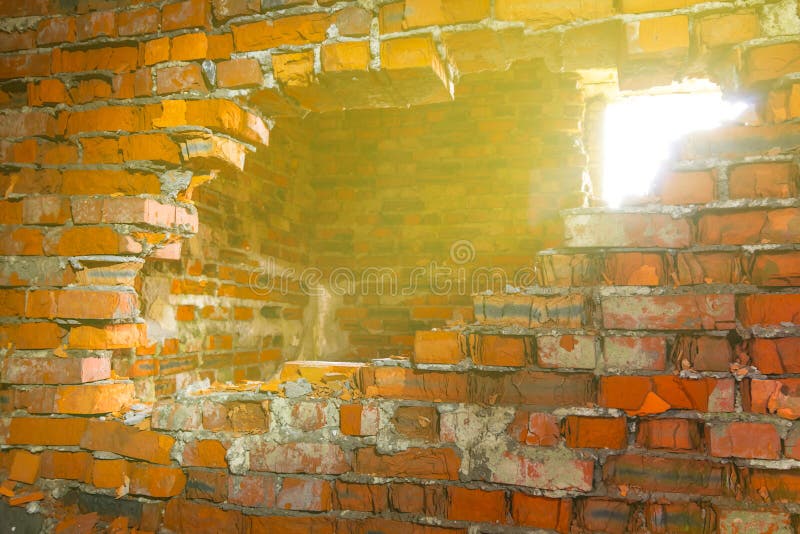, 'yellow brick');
626,15,689,55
